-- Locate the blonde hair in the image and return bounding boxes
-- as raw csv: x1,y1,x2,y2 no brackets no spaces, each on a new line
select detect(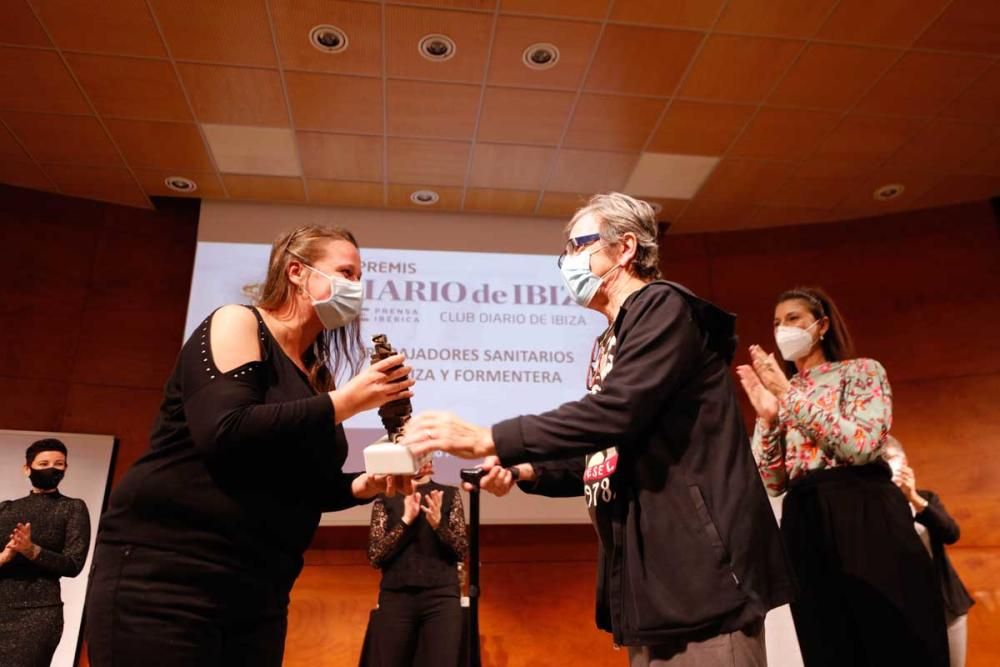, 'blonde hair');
255,225,365,391
567,192,662,280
